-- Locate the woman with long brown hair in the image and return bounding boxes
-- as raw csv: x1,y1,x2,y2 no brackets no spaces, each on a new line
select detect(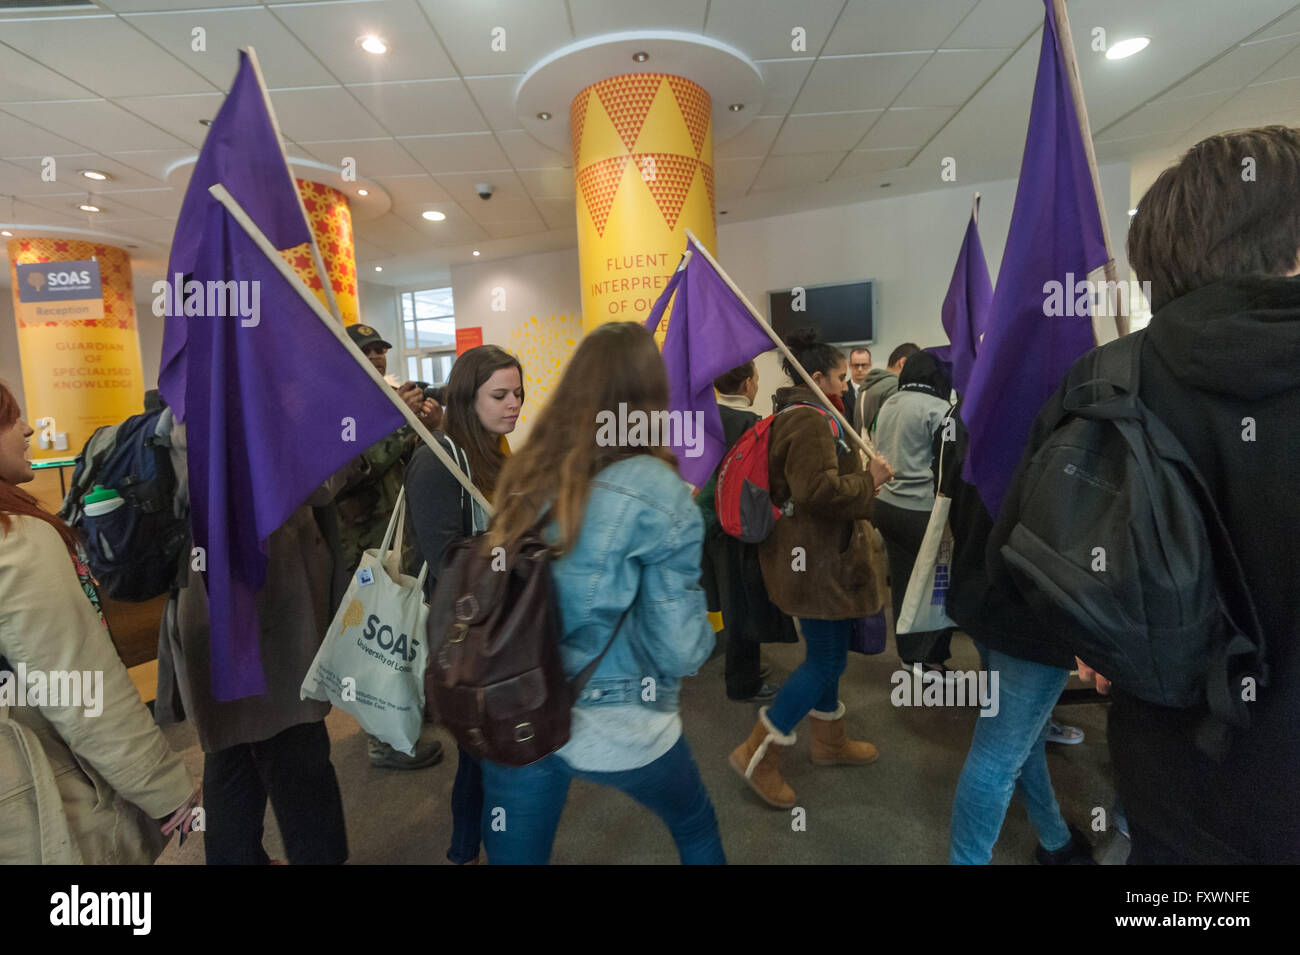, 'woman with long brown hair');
405,344,524,865
0,381,198,863
478,321,723,864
